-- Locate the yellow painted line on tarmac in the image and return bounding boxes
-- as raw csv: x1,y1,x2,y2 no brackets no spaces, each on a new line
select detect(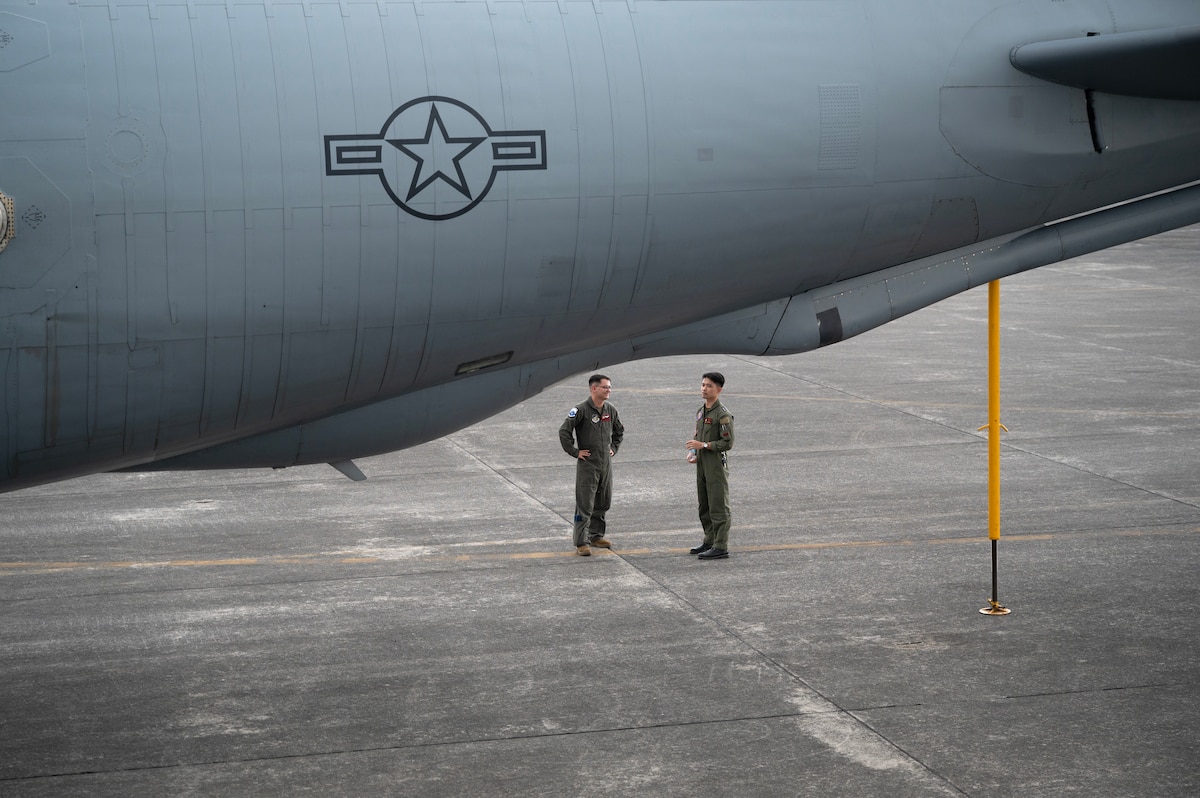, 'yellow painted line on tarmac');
0,525,1194,576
